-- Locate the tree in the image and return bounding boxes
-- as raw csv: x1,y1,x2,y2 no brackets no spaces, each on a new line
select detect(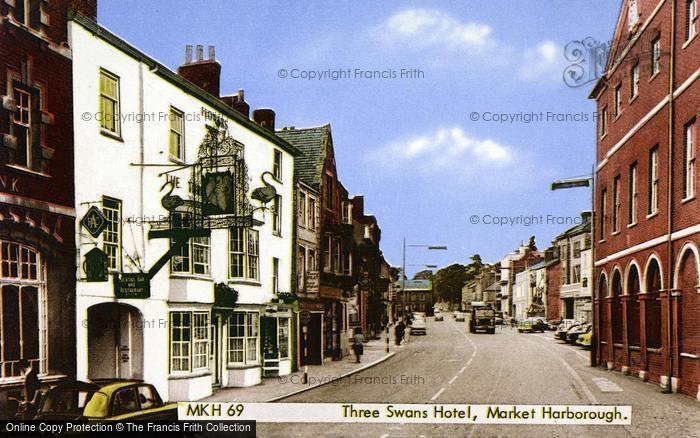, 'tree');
433,263,467,308
413,270,434,280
